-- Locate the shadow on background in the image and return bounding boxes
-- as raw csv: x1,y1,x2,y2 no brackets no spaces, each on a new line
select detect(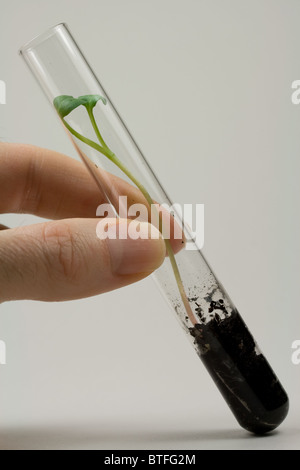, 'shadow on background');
0,422,278,450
